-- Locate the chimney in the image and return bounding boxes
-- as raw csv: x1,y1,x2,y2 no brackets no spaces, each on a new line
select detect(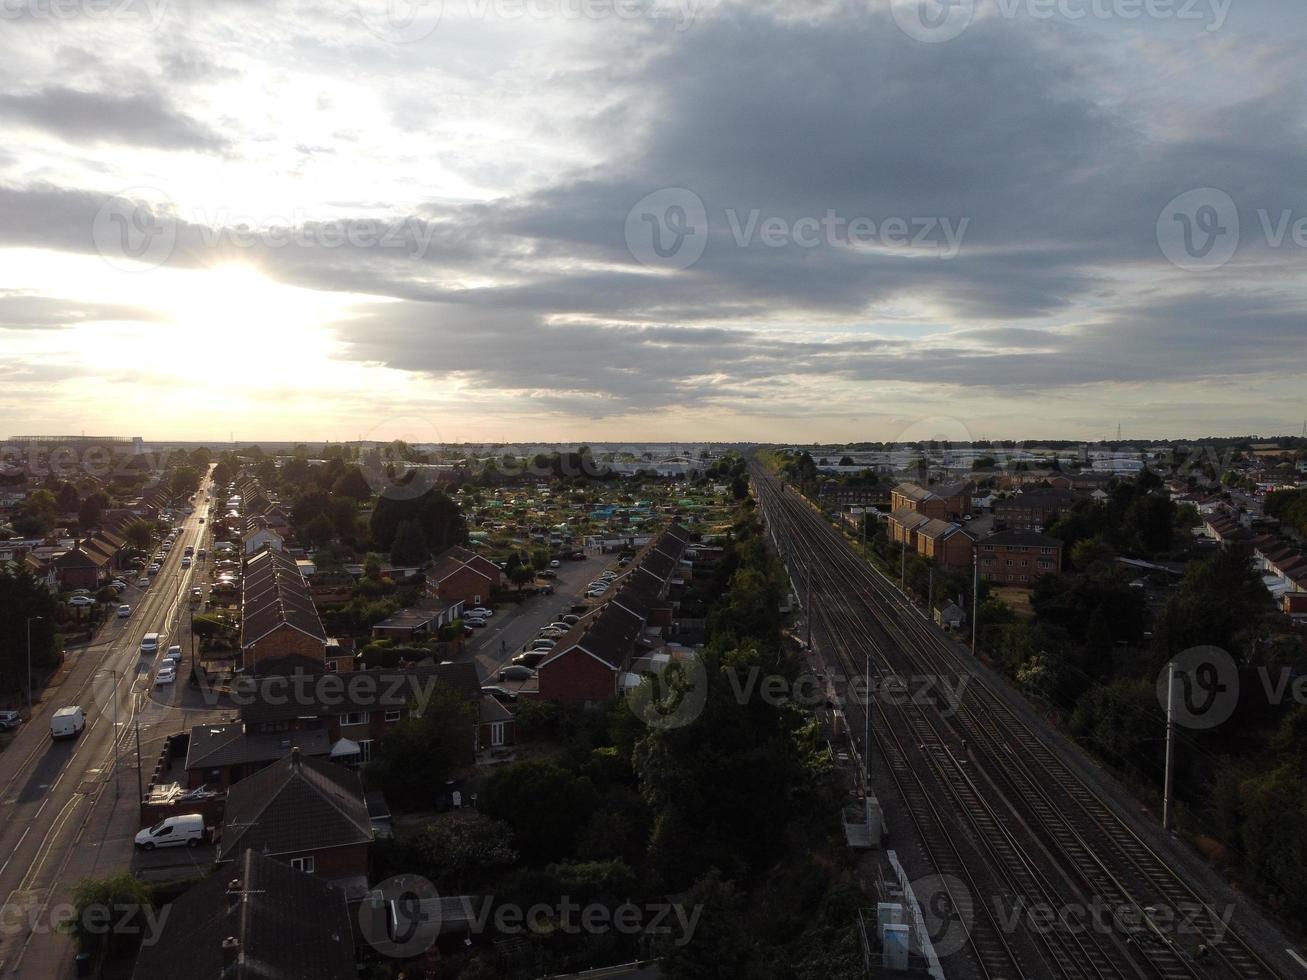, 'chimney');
290,745,301,769
221,936,241,974
225,878,242,913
